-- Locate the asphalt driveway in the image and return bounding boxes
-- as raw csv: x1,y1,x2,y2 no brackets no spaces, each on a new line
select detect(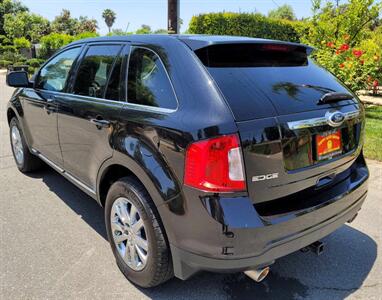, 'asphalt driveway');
1,72,381,299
